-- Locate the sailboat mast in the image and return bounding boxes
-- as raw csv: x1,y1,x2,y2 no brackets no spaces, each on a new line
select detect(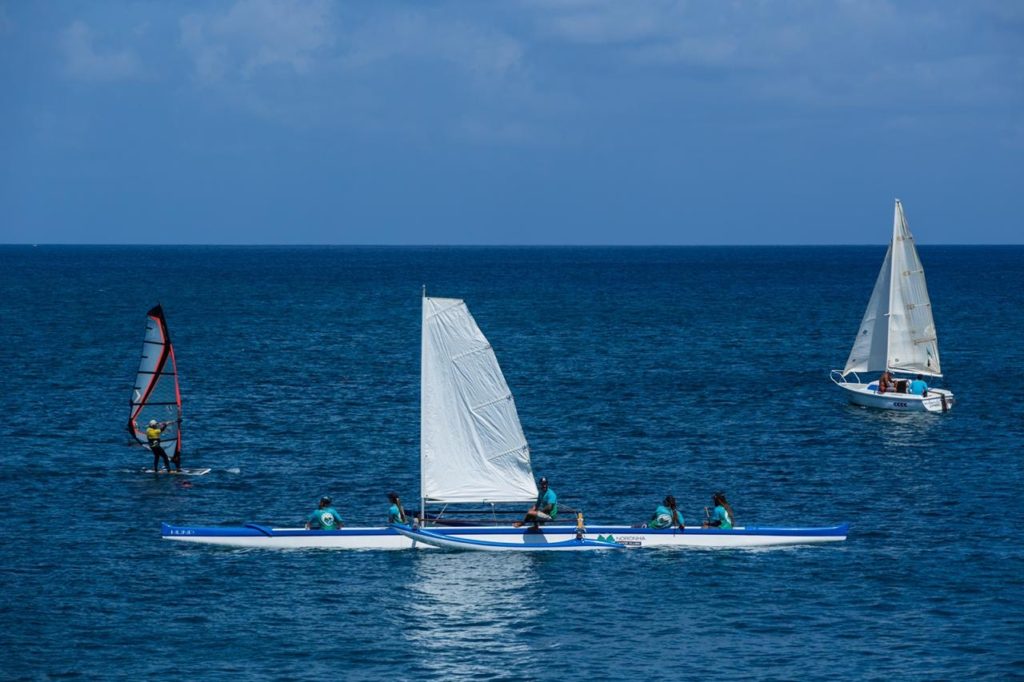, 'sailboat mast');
883,199,902,372
419,286,426,526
